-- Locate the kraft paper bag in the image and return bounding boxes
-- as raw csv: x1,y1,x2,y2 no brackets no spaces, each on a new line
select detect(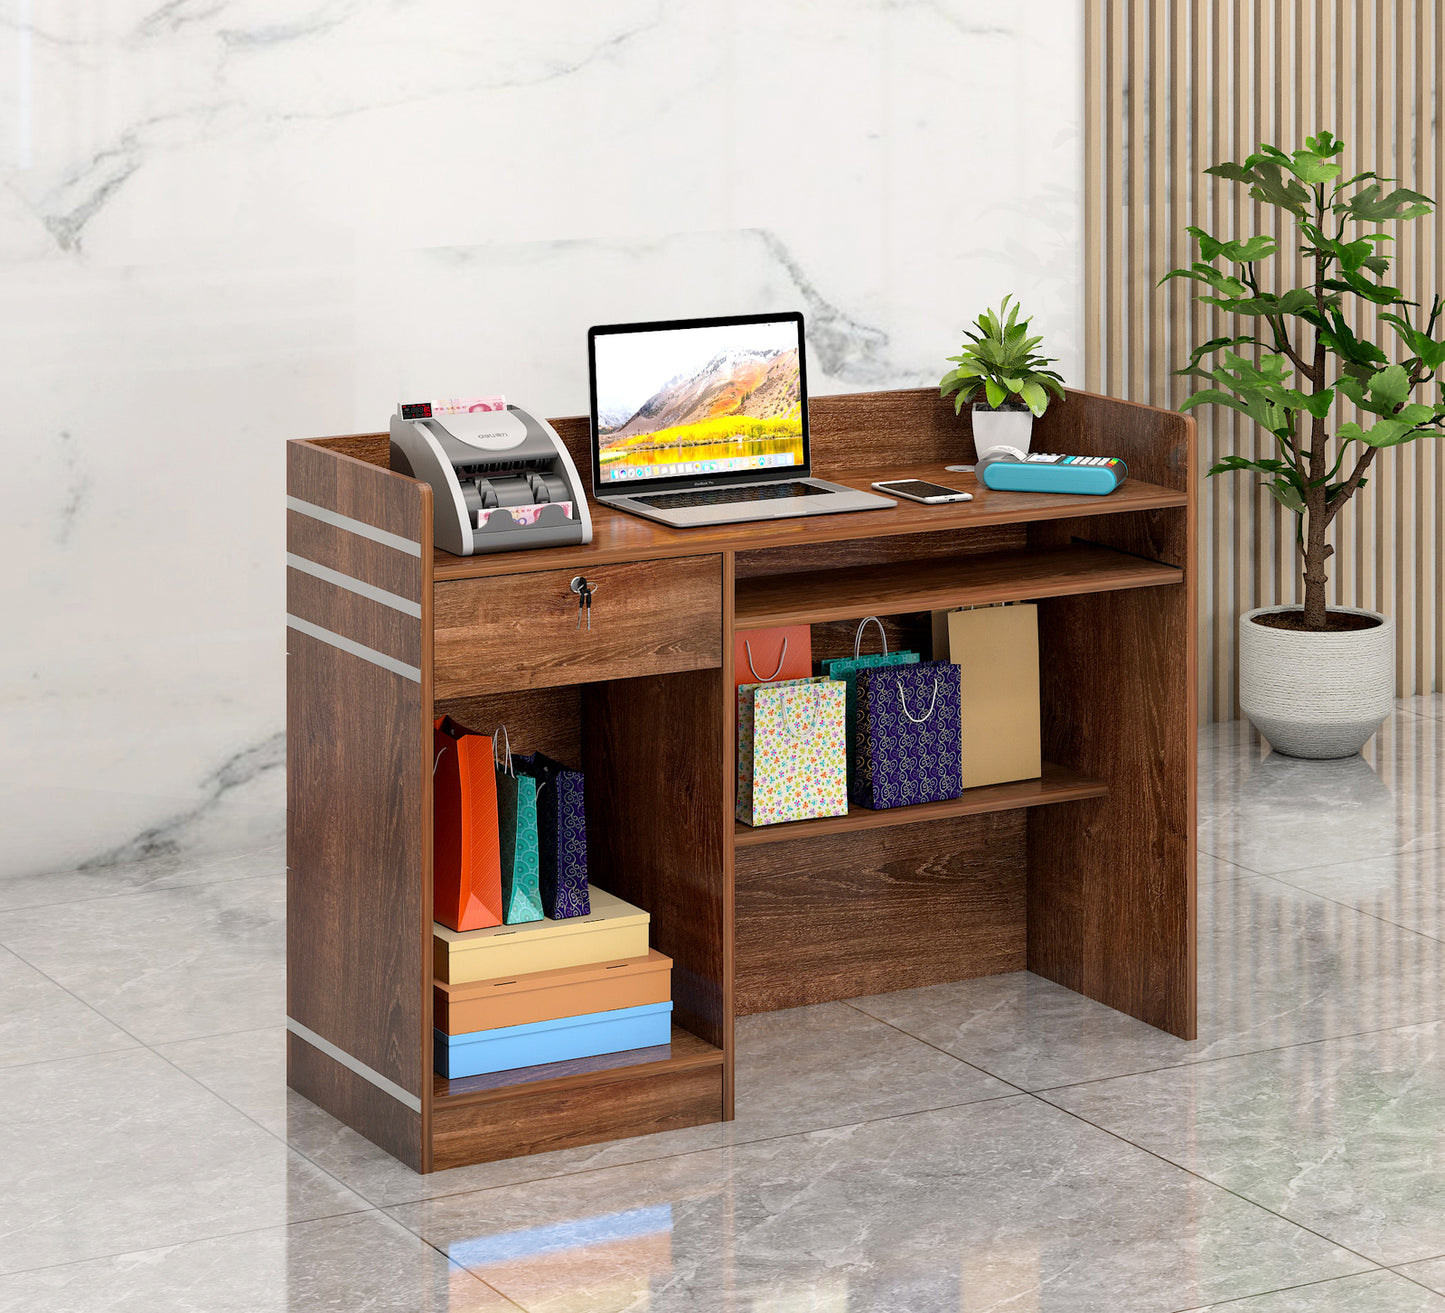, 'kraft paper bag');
432,717,505,932
945,604,1042,788
737,676,848,826
852,661,964,809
